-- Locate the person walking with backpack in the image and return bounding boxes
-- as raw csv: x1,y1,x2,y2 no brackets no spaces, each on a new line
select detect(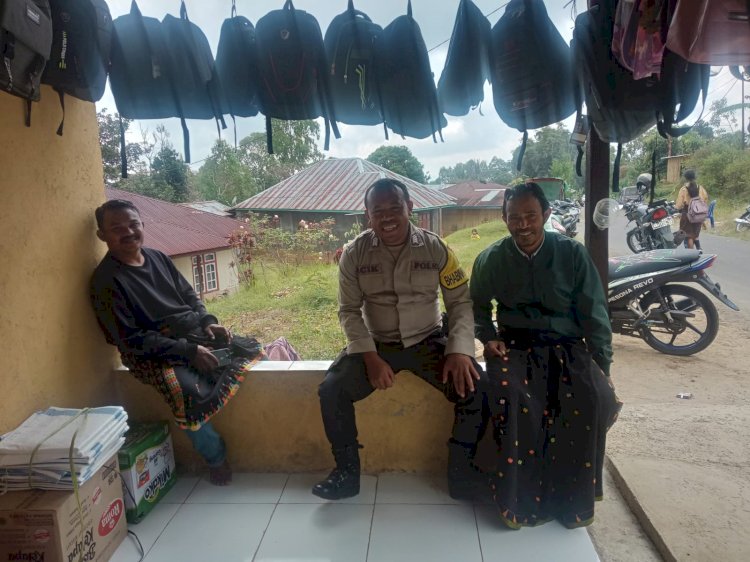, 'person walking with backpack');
676,169,709,250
